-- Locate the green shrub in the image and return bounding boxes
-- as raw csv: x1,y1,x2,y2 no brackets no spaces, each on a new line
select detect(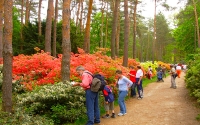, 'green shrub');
185,51,200,103
0,110,54,125
16,82,86,124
